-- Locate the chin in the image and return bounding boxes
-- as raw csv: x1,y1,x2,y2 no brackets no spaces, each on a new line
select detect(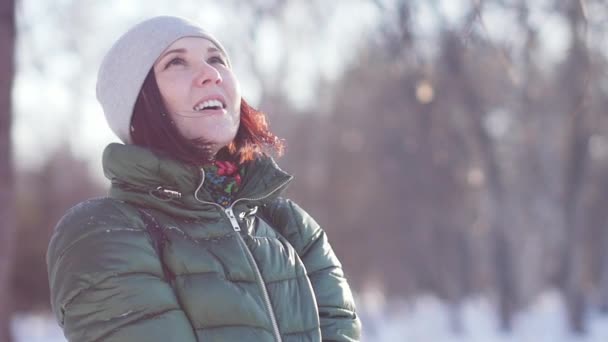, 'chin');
203,132,238,147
